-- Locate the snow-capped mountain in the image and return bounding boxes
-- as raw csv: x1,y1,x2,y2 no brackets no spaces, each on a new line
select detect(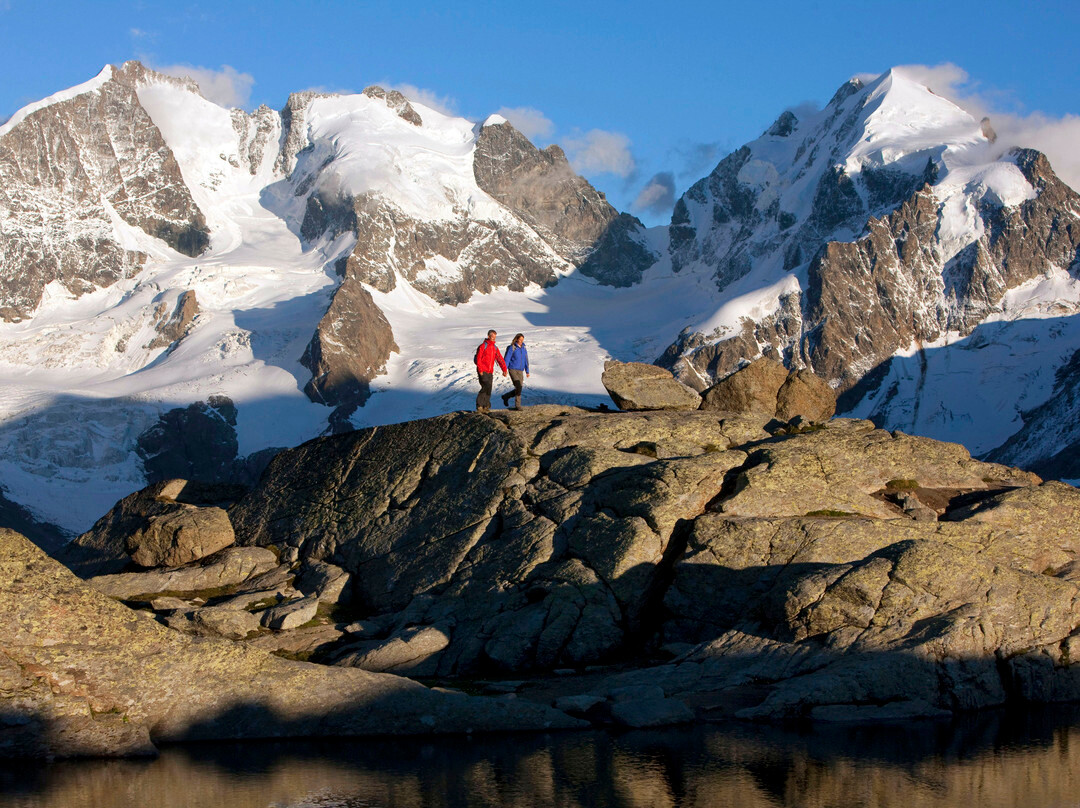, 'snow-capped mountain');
657,67,1080,463
0,61,1078,538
